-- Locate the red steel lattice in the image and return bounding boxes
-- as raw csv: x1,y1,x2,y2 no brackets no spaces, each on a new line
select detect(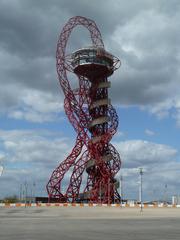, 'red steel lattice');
46,16,121,203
